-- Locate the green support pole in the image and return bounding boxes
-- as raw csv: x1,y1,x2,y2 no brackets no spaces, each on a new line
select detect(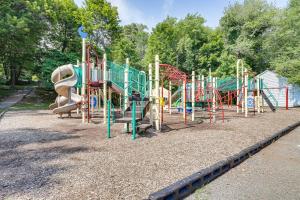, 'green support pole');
107,100,111,138
131,100,136,140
